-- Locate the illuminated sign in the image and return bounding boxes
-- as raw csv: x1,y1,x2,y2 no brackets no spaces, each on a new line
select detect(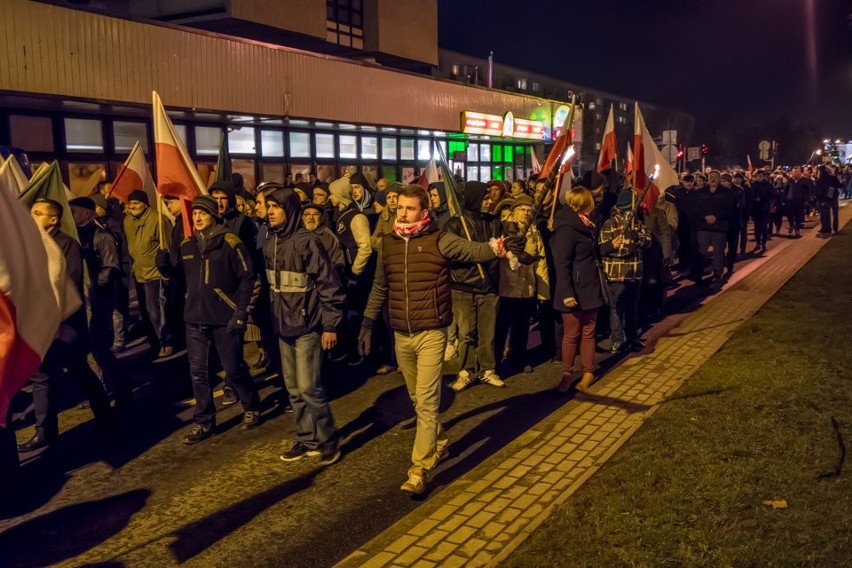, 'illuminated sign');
552,104,571,138
461,111,544,140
